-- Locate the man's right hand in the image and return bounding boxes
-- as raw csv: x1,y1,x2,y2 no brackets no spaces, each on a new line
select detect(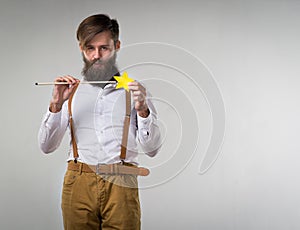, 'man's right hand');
49,75,80,113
